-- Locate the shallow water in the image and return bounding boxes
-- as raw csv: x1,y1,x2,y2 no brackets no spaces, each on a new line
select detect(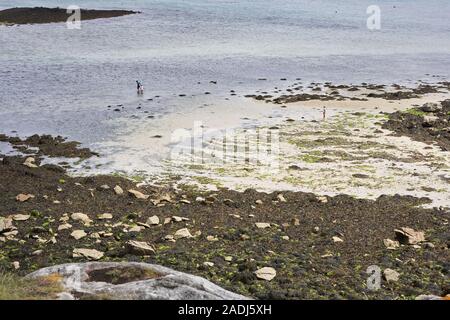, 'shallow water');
1,0,449,174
